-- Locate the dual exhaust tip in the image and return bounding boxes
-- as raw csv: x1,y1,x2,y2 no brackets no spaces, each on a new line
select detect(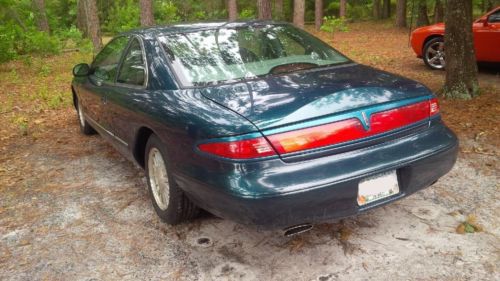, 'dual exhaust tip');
283,223,313,237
